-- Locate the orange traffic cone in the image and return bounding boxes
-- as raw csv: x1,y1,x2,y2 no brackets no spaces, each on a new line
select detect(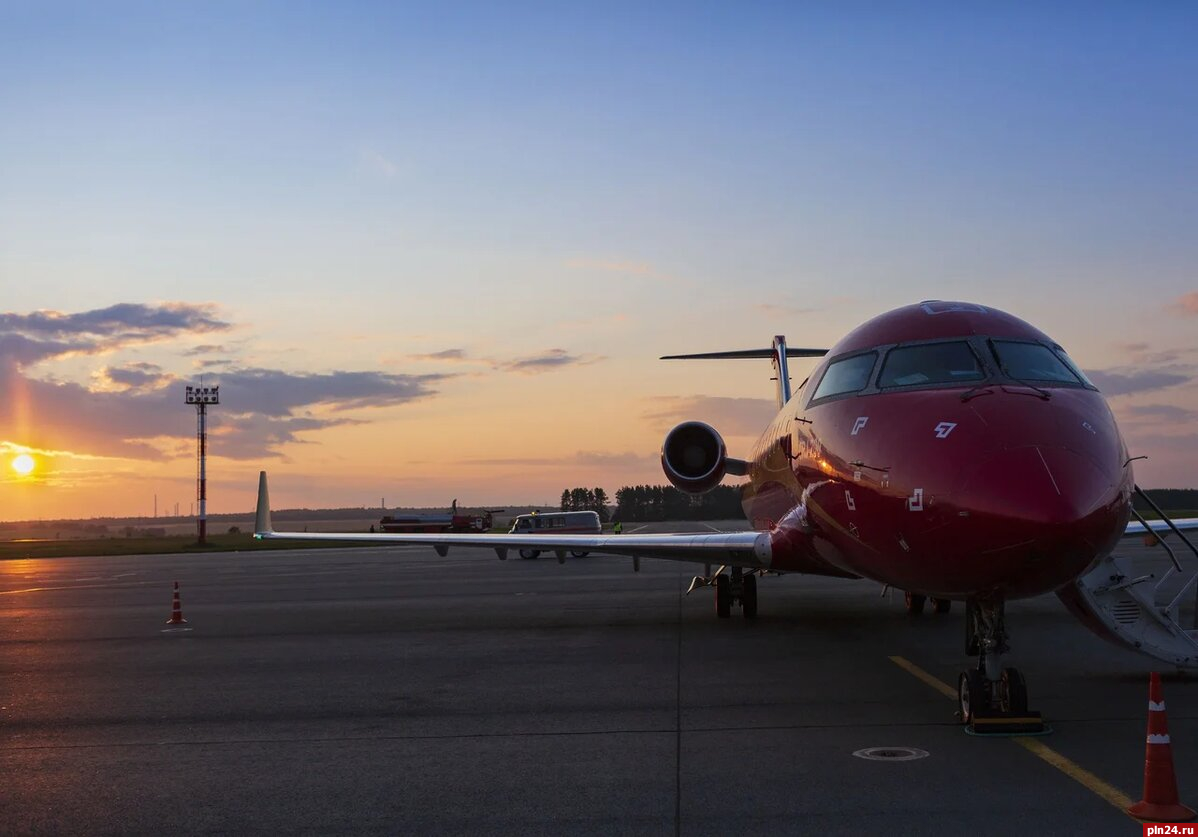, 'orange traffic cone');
1127,672,1195,822
166,581,188,625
